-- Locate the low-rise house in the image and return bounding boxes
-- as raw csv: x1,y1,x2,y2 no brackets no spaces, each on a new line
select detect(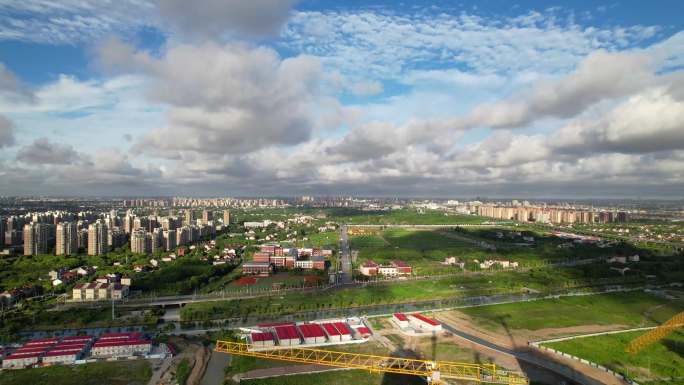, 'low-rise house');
360,260,411,277
242,262,273,275
360,260,379,276
72,281,129,302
